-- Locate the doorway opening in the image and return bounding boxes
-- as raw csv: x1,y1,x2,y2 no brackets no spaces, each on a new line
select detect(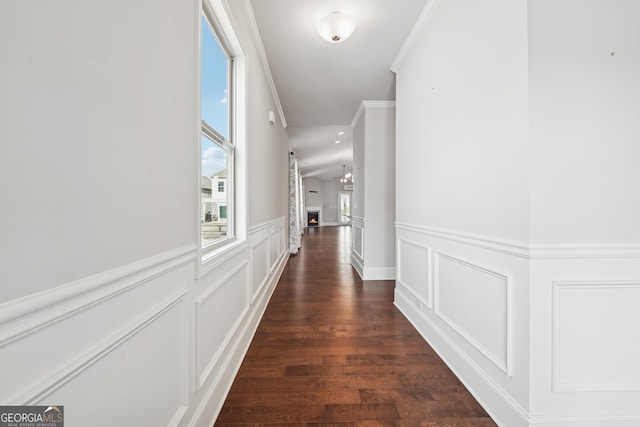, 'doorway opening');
338,191,351,225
